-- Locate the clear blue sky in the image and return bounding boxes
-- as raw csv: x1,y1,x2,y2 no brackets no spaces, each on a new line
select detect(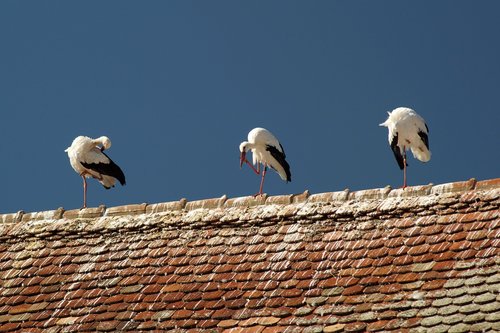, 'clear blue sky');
1,1,499,213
